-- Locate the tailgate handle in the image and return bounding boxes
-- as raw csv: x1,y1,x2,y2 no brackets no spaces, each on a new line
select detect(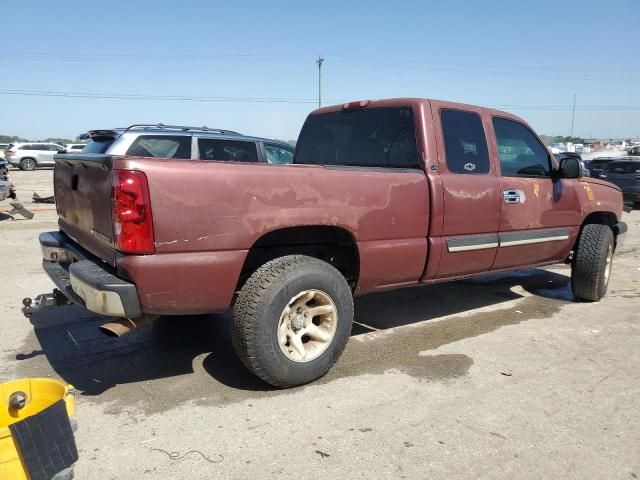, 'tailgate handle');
71,174,78,190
